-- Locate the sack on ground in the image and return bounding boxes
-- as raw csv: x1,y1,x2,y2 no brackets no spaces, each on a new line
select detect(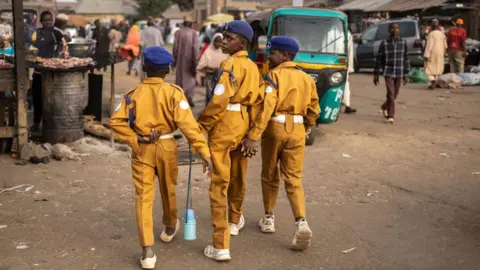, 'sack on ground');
438,73,463,89
458,73,480,86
